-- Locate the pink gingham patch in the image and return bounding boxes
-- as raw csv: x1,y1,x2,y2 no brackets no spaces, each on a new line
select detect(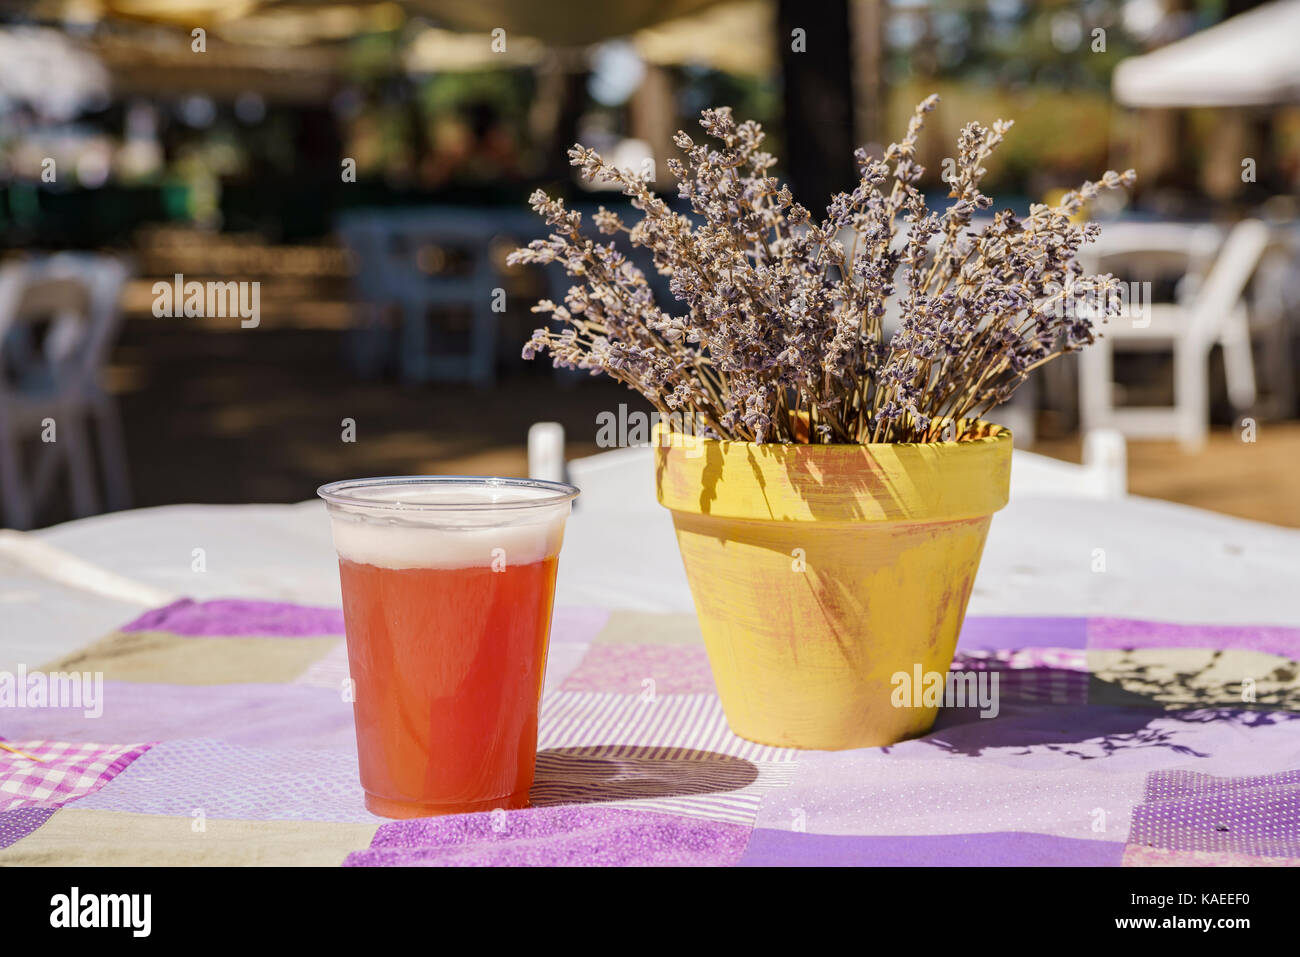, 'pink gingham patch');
1,740,153,810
